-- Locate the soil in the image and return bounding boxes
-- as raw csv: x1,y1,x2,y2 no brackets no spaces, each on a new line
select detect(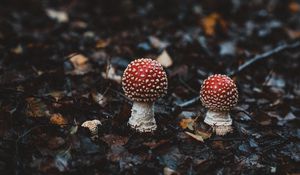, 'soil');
0,0,300,174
